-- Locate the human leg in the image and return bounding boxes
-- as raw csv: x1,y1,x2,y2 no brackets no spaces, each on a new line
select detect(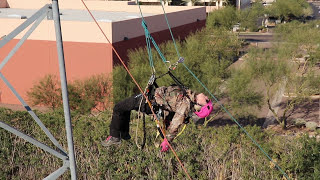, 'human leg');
109,94,144,139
